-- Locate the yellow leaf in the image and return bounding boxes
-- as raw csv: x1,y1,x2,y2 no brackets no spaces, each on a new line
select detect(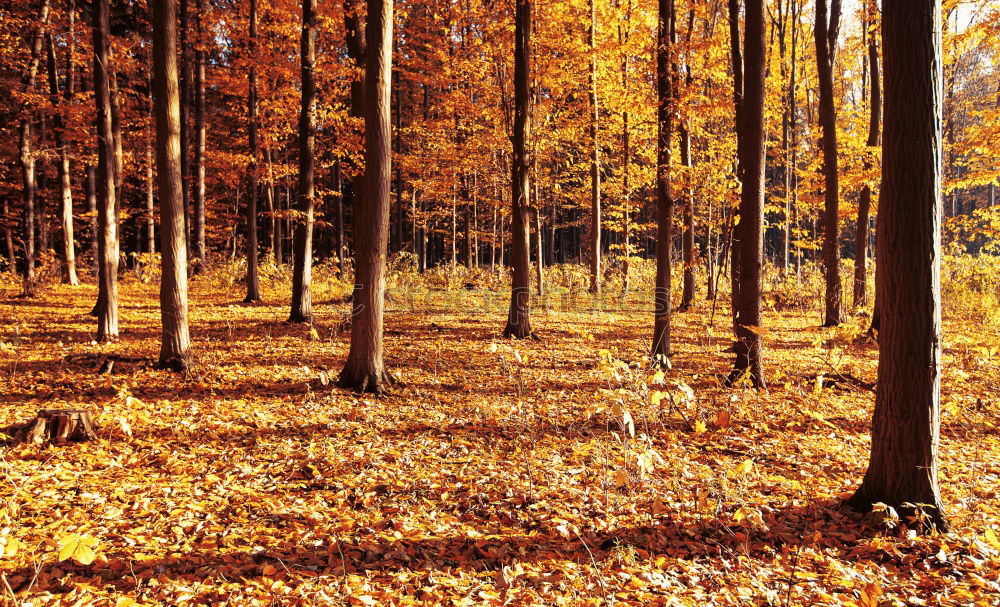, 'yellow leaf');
859,582,882,607
984,528,1000,551
650,391,667,406
58,533,99,565
693,420,707,434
